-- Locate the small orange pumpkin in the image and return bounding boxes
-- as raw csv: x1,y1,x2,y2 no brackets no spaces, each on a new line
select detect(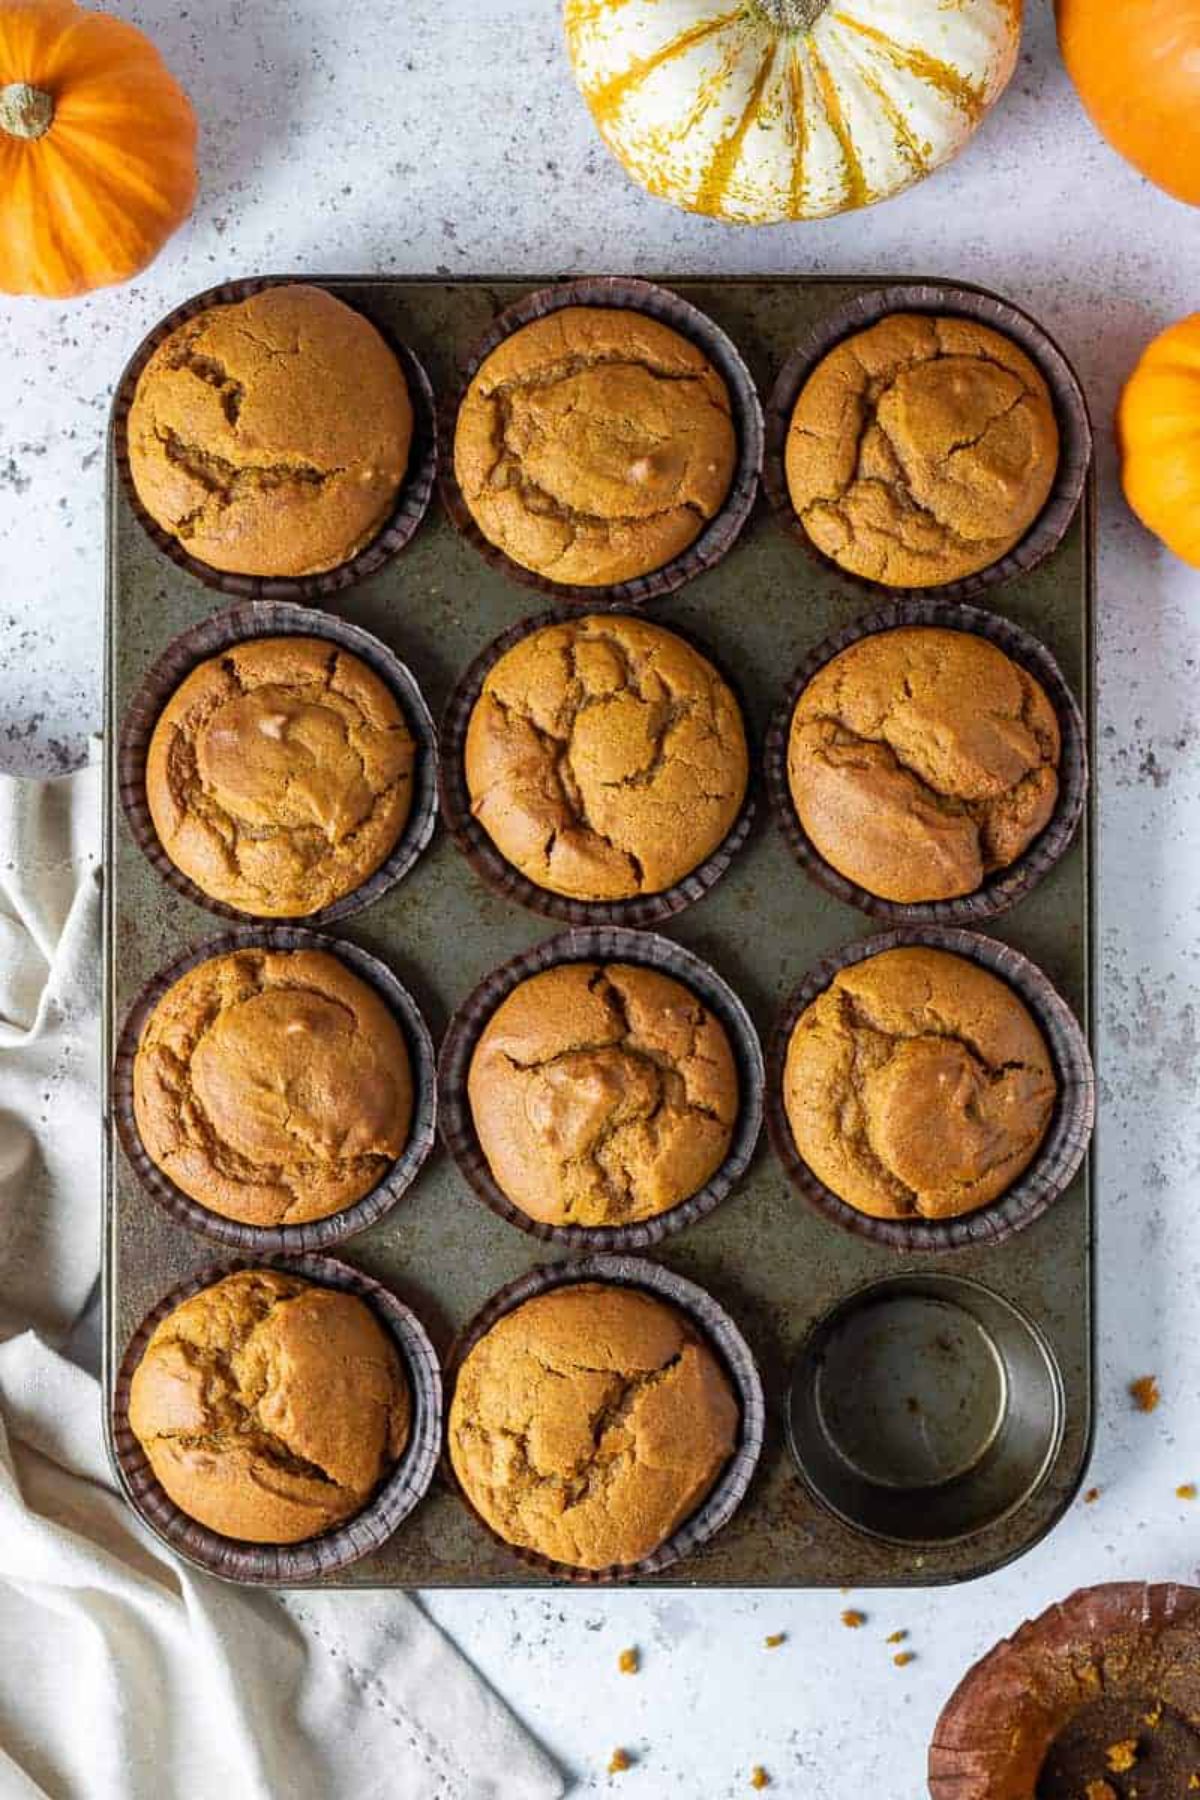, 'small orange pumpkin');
1056,0,1200,207
0,0,197,298
1118,315,1200,568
